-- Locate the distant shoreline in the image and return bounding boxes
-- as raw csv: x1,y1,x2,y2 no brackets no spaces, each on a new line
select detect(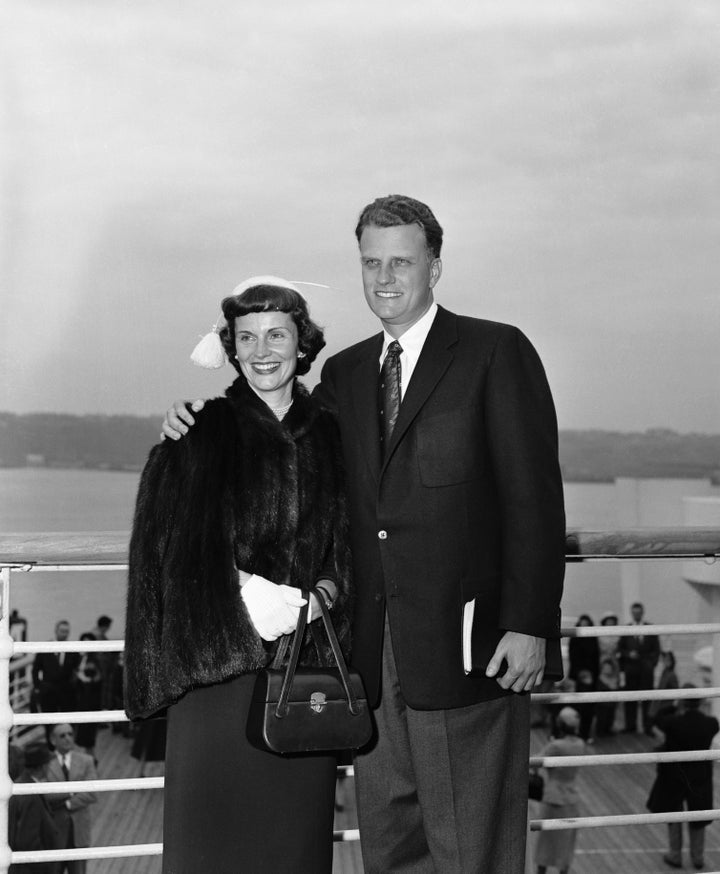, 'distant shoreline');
1,414,719,484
